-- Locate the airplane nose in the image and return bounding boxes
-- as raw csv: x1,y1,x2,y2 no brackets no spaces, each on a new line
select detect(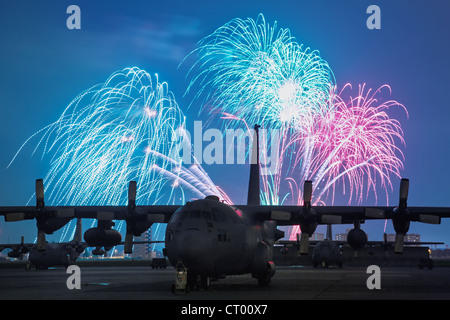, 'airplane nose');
177,230,212,271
